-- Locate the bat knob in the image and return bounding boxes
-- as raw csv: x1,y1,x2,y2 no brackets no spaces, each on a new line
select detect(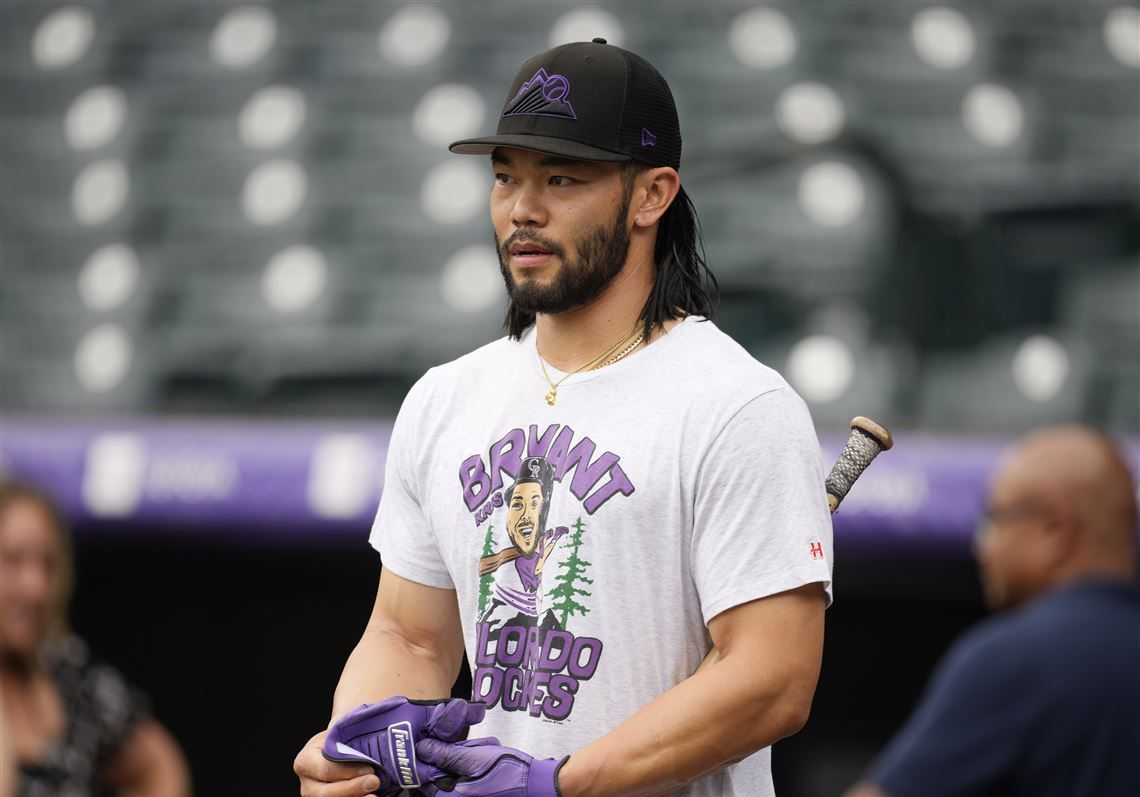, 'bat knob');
851,416,893,451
